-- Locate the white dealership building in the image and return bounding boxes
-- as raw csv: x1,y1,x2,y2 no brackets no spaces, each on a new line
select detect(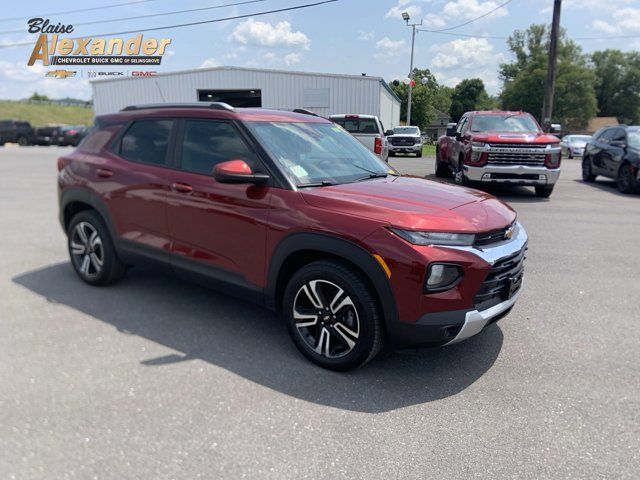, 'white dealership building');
90,66,401,129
